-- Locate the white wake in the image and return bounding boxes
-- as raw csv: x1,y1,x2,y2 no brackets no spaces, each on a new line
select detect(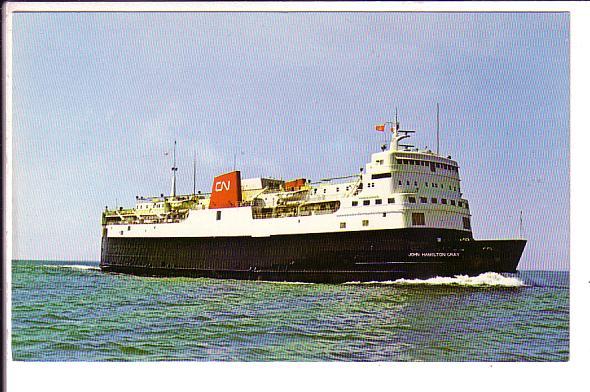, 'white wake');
346,272,526,287
42,264,101,271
